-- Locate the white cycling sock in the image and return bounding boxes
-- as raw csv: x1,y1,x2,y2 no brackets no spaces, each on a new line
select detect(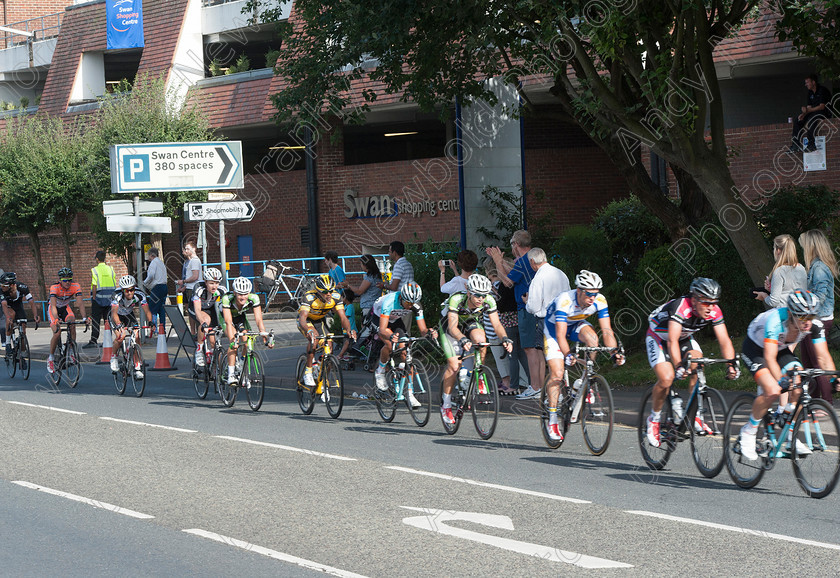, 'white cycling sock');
442,393,452,409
